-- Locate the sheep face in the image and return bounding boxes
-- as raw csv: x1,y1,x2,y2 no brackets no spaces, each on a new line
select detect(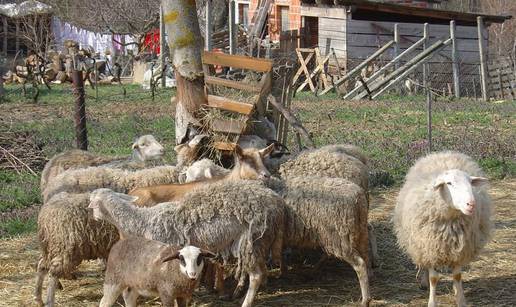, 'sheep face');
162,246,215,280
132,135,165,161
433,169,488,216
234,144,275,180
